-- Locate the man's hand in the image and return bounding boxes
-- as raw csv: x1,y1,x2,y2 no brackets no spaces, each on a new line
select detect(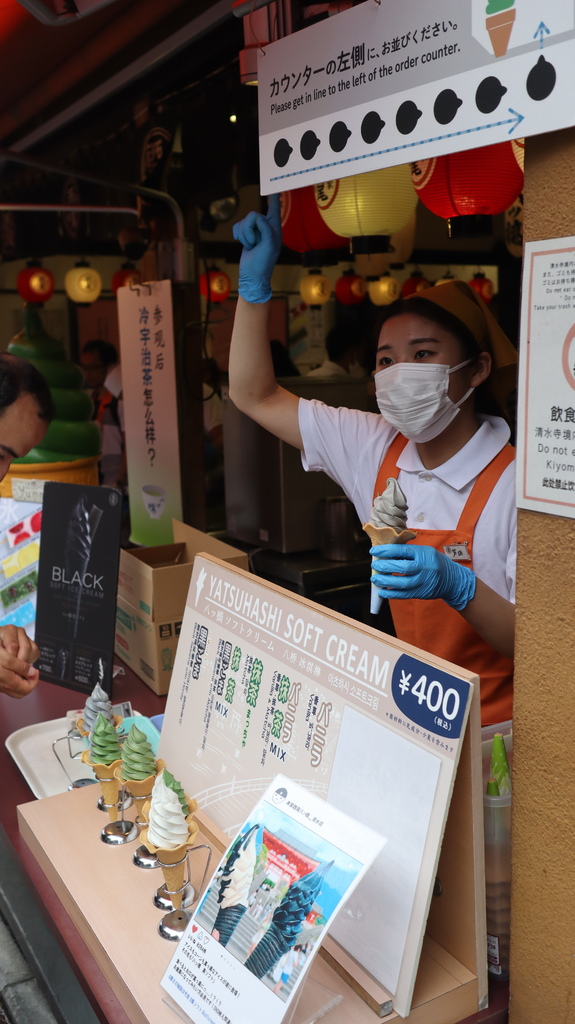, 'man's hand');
0,625,40,698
